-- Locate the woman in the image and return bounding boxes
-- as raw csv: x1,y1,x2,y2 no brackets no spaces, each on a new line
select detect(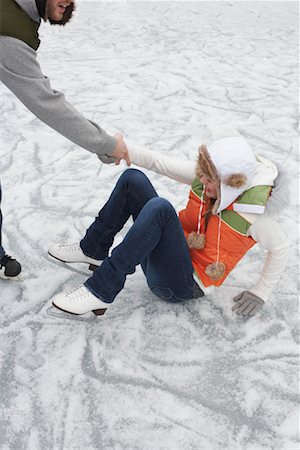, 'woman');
49,136,288,317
